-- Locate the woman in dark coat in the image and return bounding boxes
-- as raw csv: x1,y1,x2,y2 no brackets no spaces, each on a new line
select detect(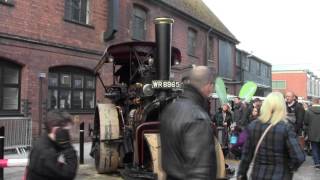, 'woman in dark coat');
248,107,260,122
237,92,305,180
213,104,233,128
214,104,233,149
